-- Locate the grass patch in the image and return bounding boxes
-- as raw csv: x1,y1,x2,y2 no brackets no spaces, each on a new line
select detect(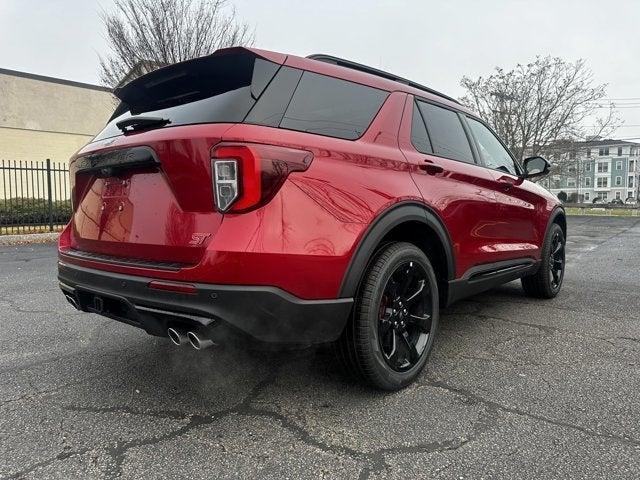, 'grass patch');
565,207,639,217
